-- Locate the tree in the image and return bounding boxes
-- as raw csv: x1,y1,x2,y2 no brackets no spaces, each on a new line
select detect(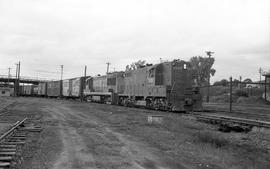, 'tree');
243,78,252,83
233,79,240,87
213,79,229,86
190,56,216,85
125,60,147,71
